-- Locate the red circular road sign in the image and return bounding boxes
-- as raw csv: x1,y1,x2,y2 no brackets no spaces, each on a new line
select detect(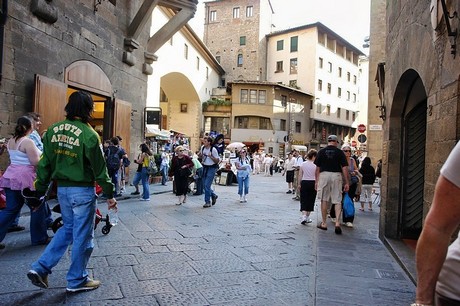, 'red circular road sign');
357,124,366,133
